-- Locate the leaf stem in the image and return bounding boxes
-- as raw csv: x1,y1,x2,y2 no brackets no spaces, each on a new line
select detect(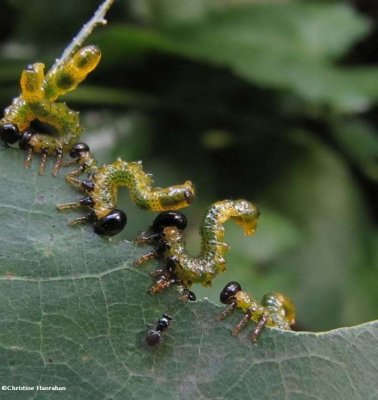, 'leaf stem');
51,0,115,71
